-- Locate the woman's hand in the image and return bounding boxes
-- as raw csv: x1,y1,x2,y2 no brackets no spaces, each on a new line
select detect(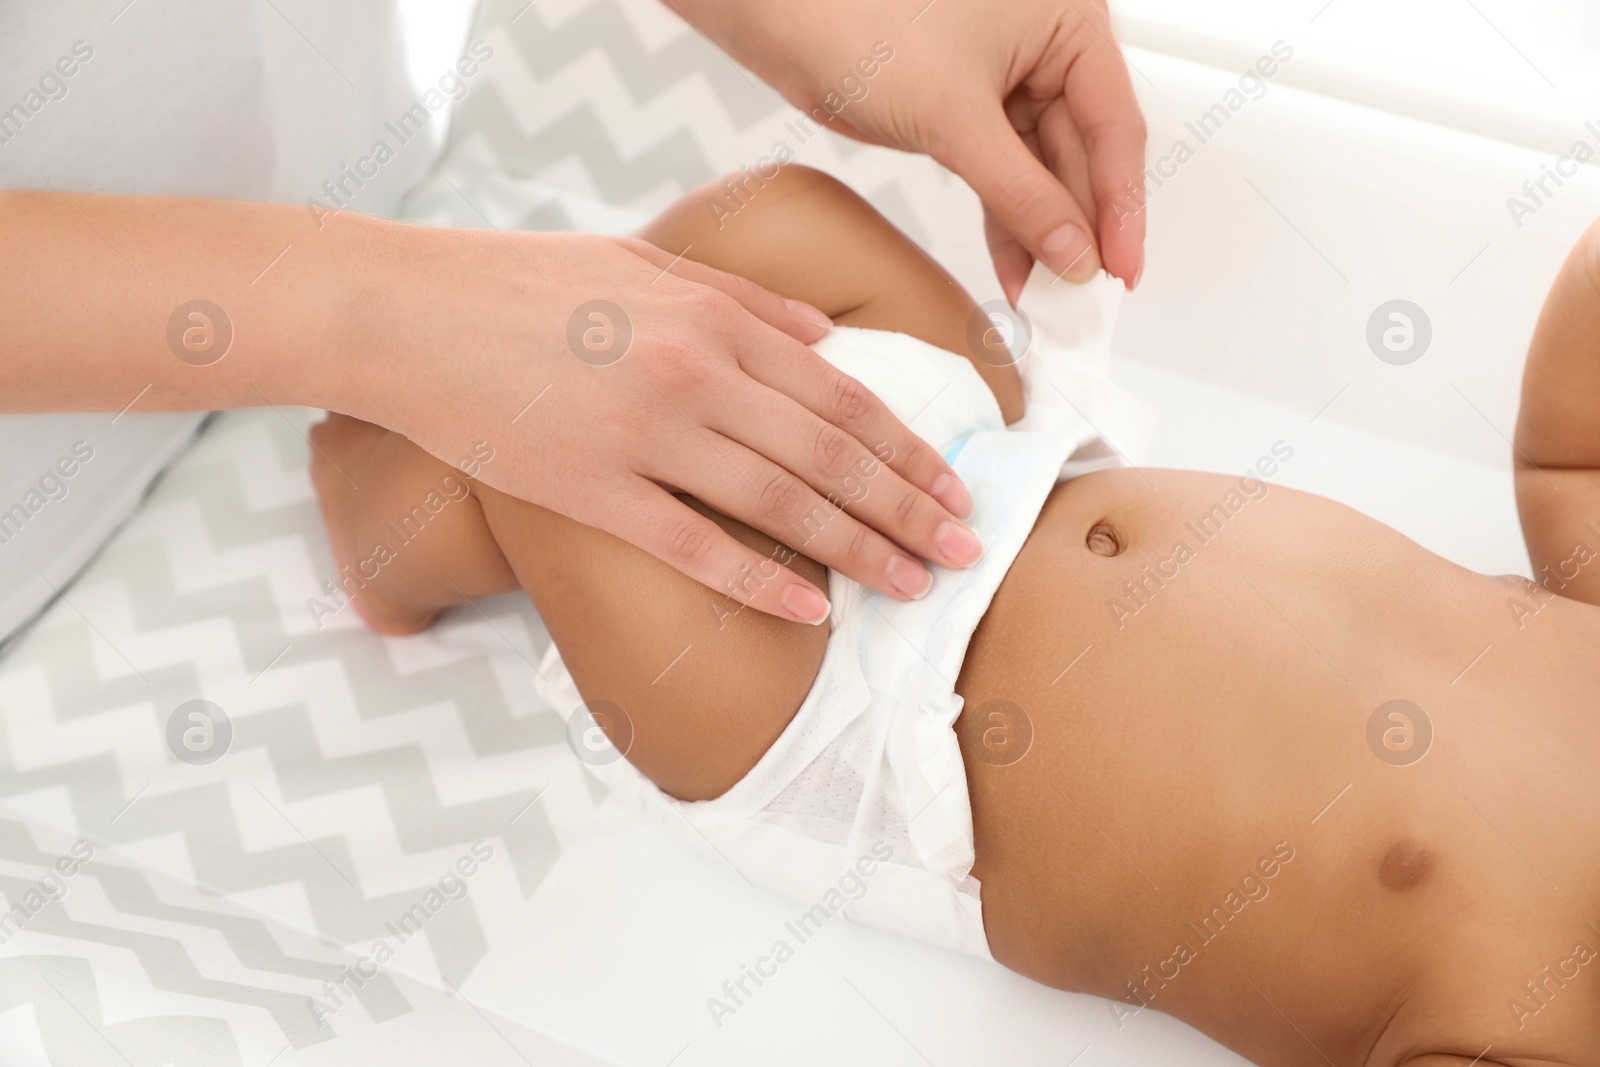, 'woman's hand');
355,225,979,624
673,0,1147,305
1,192,972,624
